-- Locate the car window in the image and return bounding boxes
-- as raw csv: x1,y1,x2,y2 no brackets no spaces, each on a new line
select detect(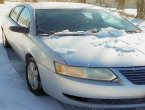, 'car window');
9,6,24,22
36,9,139,35
17,7,30,28
101,12,125,29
